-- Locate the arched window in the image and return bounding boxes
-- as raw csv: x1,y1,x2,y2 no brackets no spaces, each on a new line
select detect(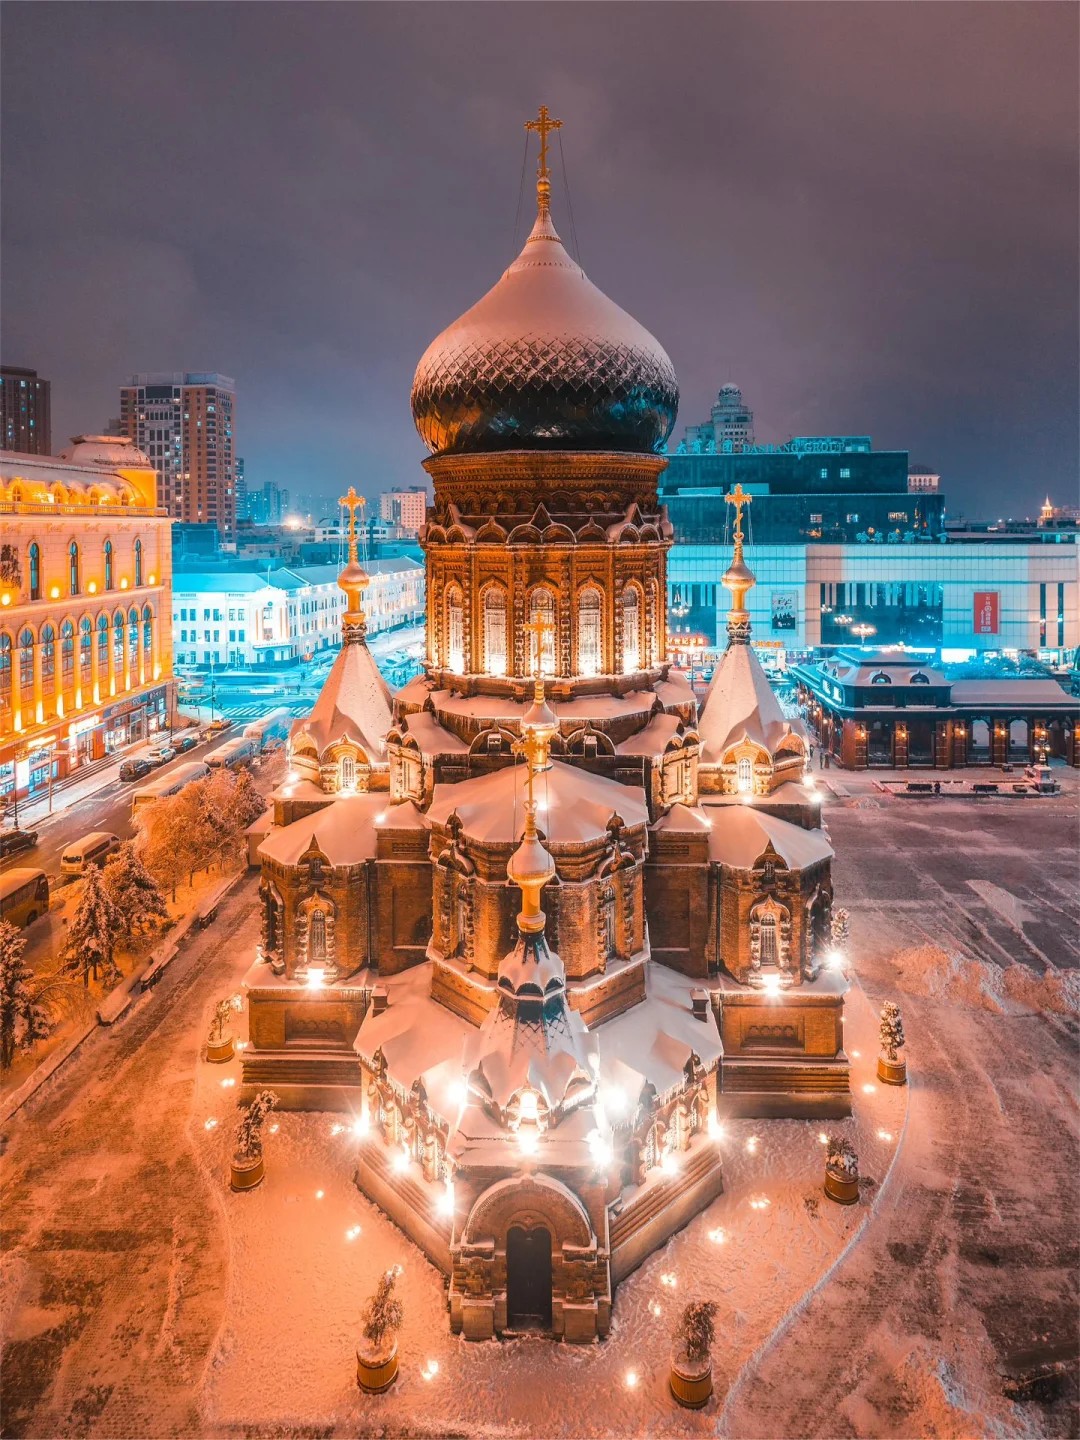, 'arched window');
80,616,92,687
309,909,327,962
621,587,641,673
103,540,114,590
529,588,556,676
482,587,507,676
577,588,602,676
61,620,75,691
445,586,464,671
97,614,109,674
142,604,153,661
39,625,55,705
112,611,125,675
0,635,11,712
28,543,41,601
69,541,80,596
737,756,753,793
870,671,892,685
134,538,143,587
127,608,139,672
340,753,357,791
18,630,34,705
759,912,778,965
909,671,930,685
